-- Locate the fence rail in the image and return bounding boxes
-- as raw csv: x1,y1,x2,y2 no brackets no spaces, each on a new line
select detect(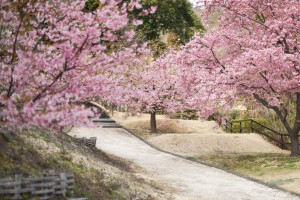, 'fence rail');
74,136,97,148
218,118,298,150
0,170,86,200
